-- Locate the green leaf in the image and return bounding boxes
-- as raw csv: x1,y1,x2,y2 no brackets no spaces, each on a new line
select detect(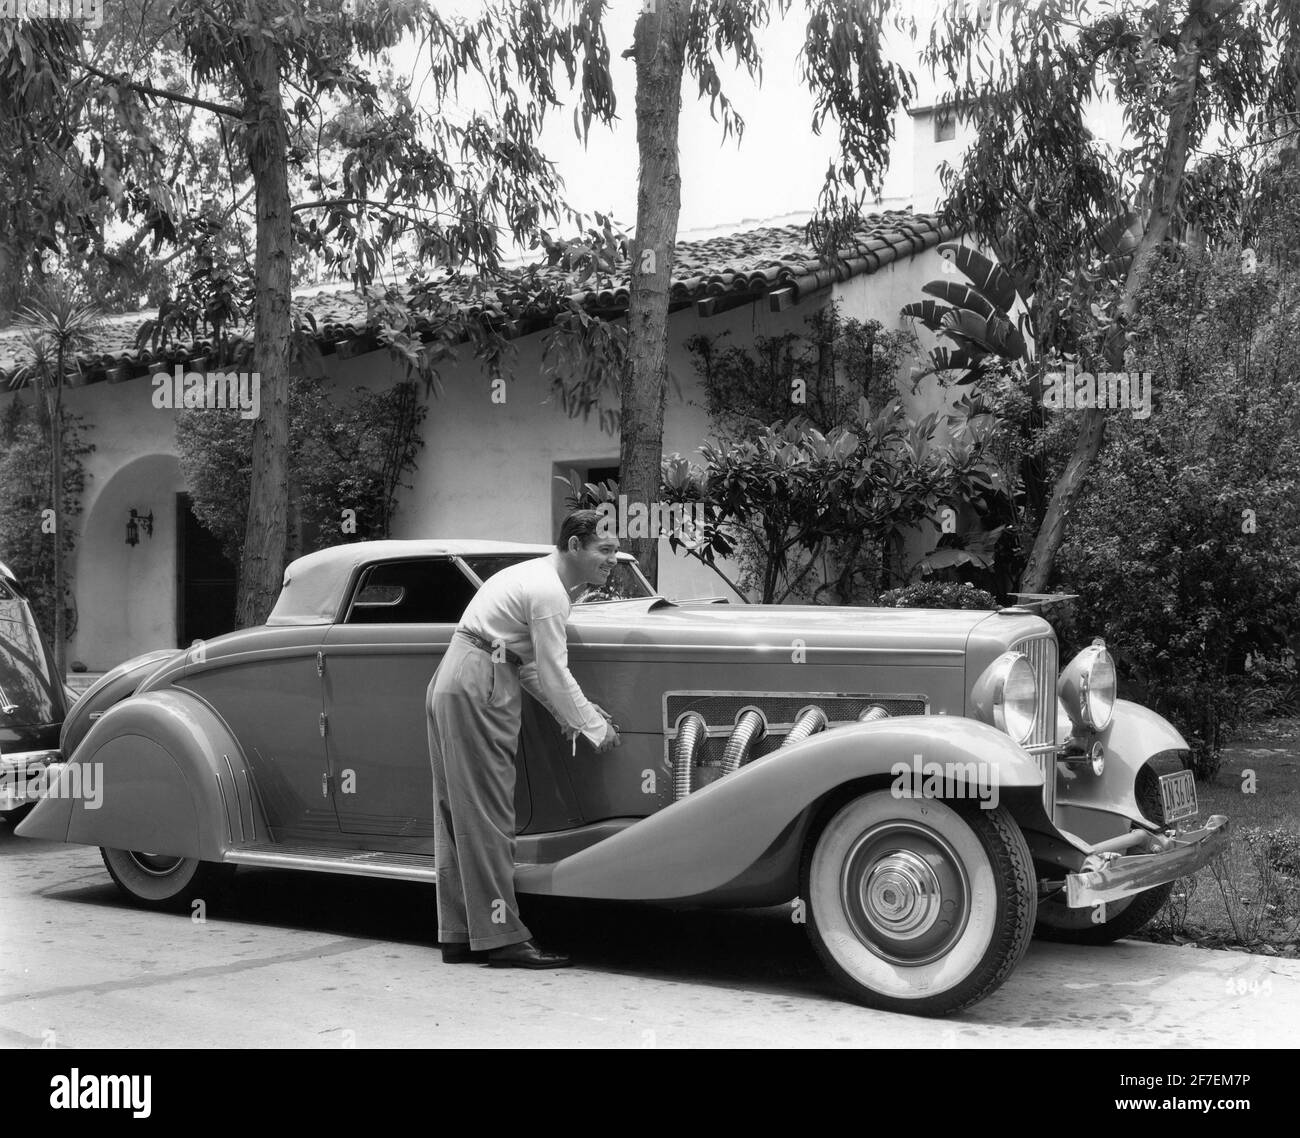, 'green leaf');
936,244,1021,313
